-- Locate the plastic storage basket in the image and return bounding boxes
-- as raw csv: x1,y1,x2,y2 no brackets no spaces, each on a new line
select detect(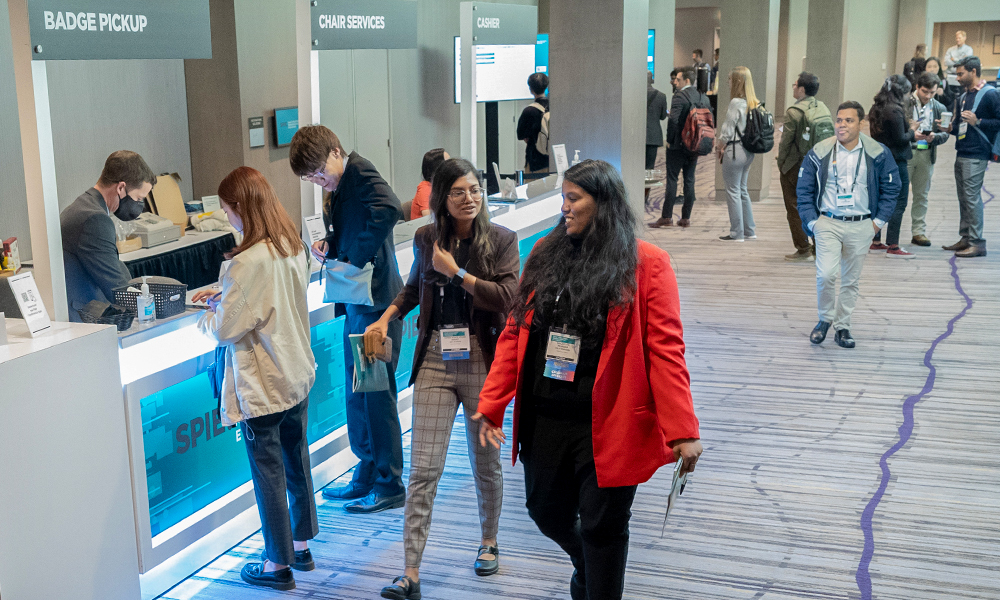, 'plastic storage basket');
79,310,135,332
113,276,188,319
